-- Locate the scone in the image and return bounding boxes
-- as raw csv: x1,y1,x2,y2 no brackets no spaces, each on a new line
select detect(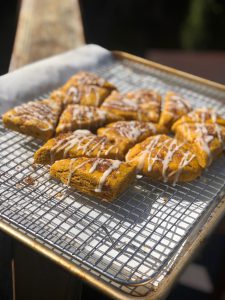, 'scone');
172,108,225,131
51,71,116,107
56,104,122,134
175,123,225,168
101,89,161,122
2,98,62,141
50,157,136,201
159,91,192,128
97,120,167,153
126,134,201,185
34,130,127,164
